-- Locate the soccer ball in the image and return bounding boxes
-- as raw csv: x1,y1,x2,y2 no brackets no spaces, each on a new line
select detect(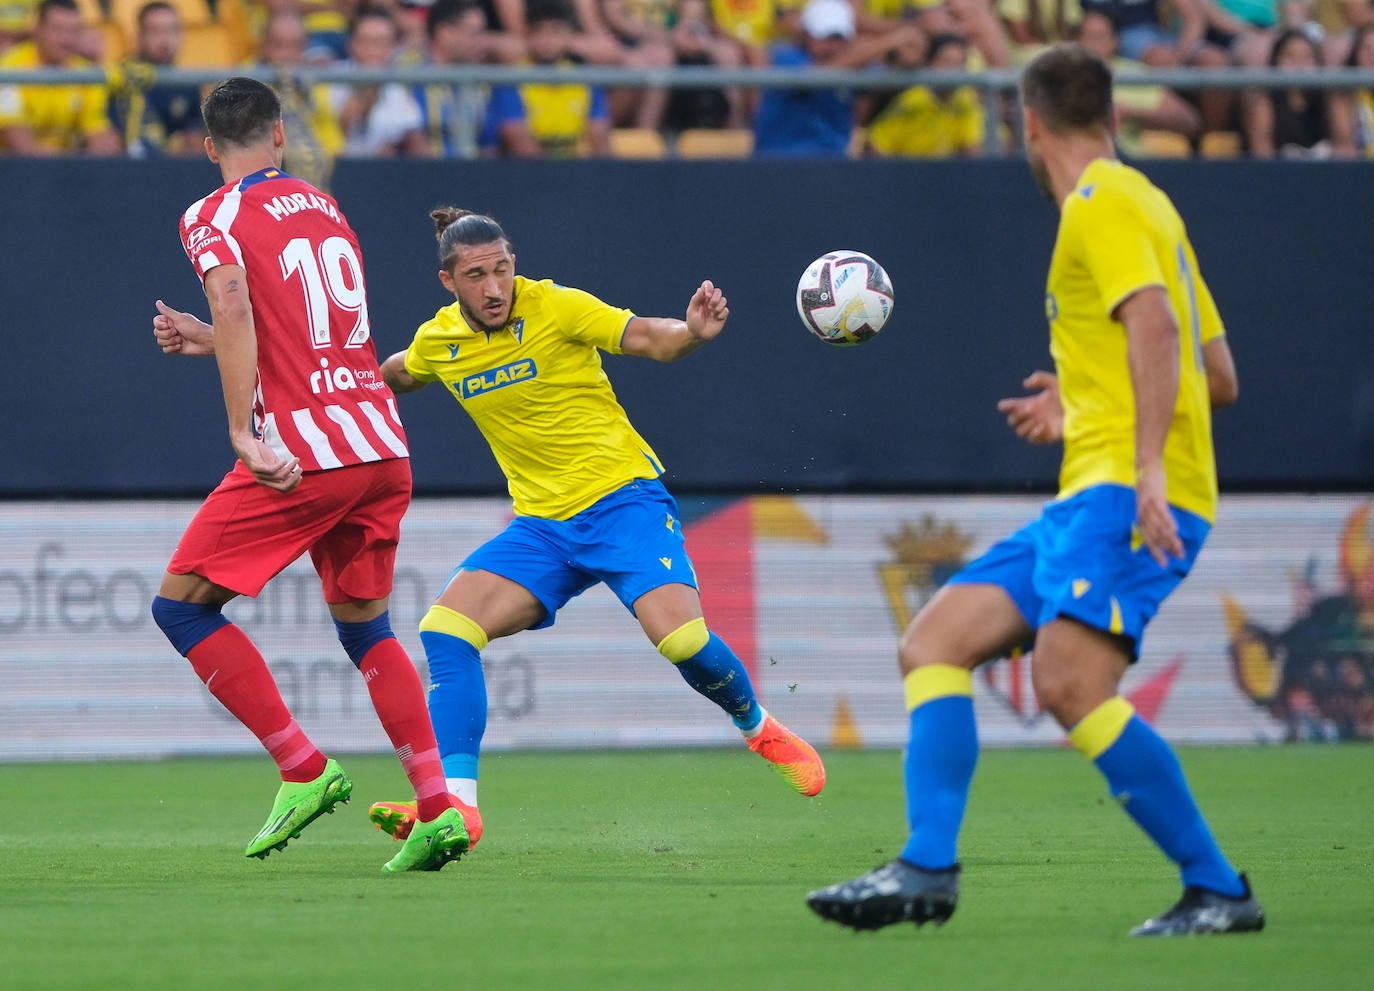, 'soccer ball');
795,251,894,347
